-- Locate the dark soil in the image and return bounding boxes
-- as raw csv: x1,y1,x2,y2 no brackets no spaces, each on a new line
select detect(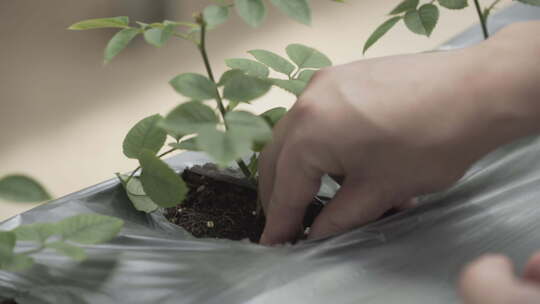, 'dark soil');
1,299,16,304
165,168,323,243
